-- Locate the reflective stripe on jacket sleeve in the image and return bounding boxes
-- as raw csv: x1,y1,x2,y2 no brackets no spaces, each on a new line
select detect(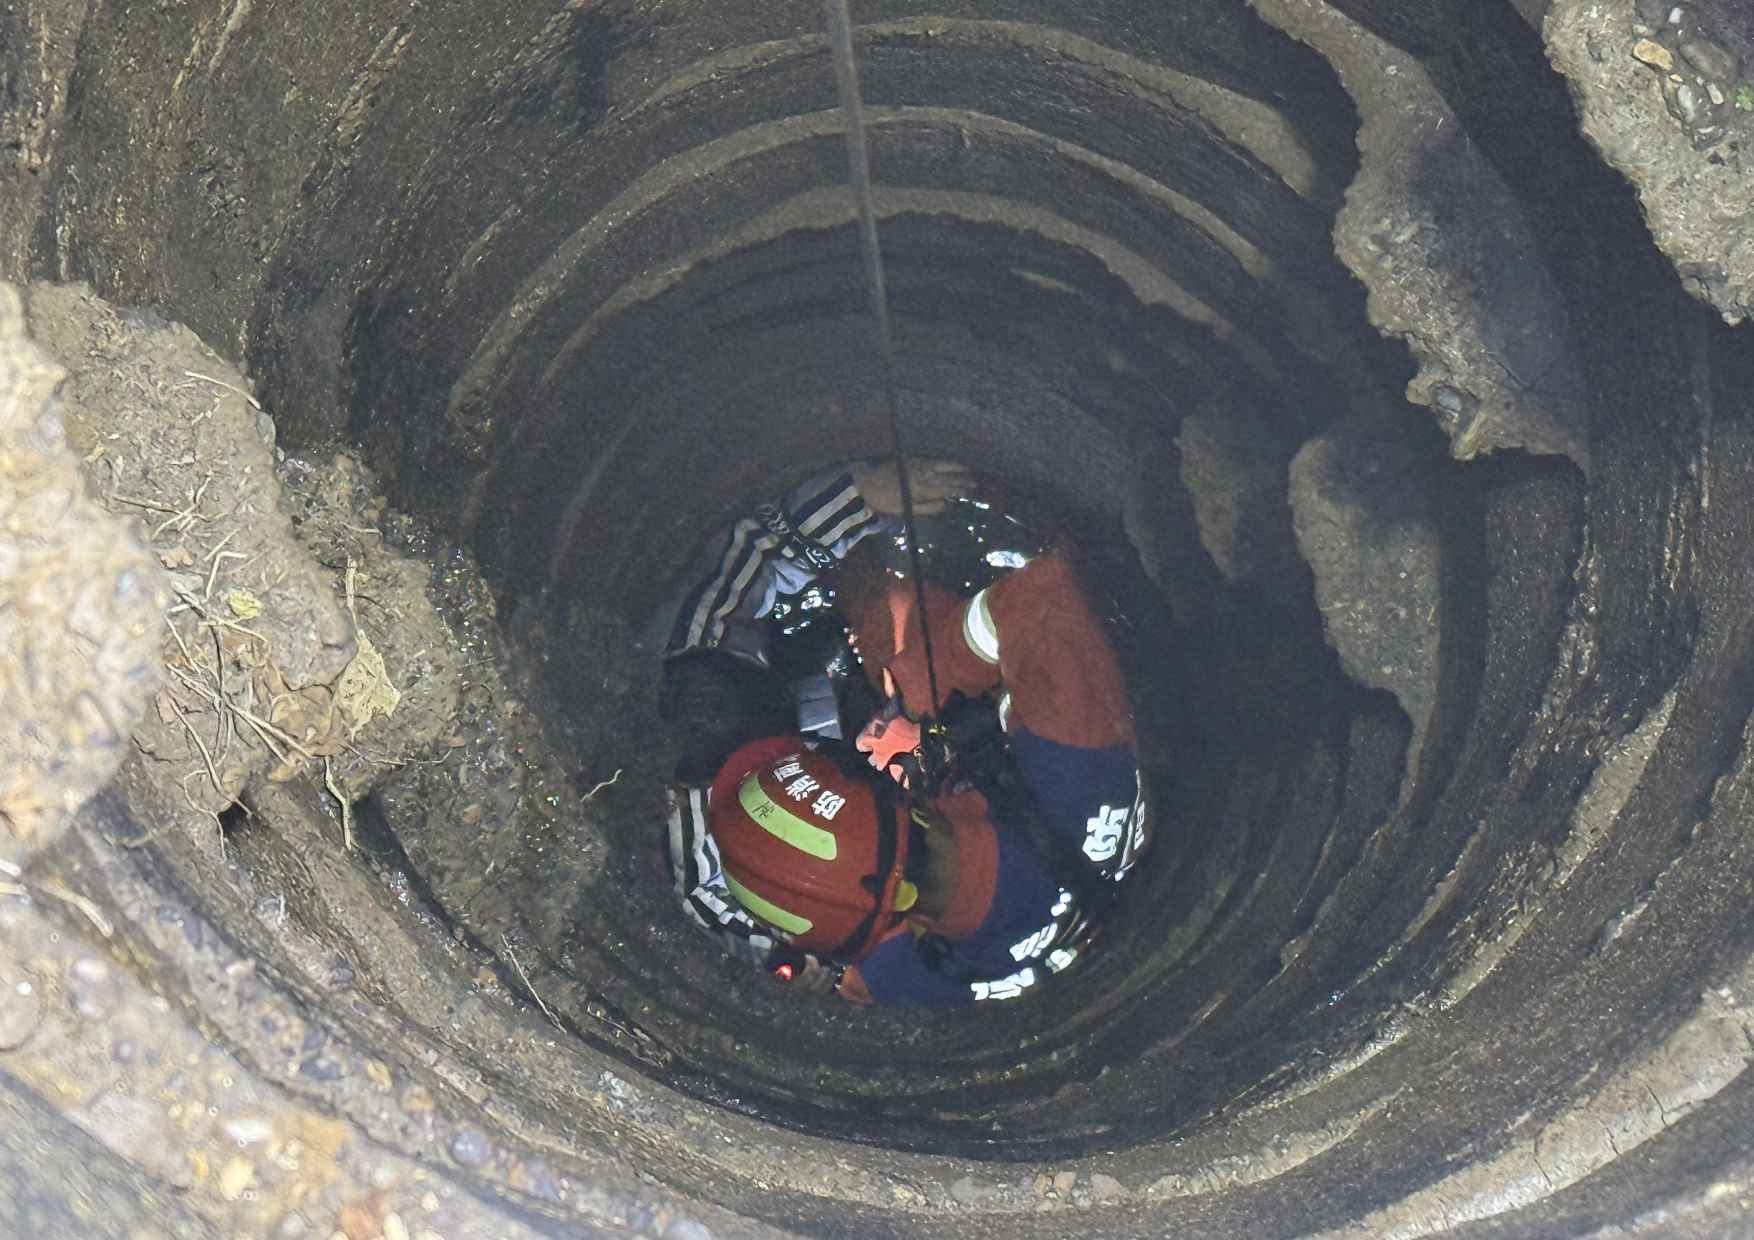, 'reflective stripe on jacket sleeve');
667,472,877,655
